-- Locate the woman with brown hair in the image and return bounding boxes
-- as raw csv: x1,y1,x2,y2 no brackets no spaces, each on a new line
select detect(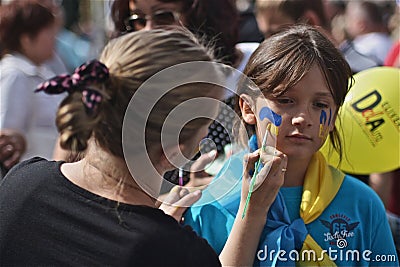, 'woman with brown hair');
0,29,223,266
